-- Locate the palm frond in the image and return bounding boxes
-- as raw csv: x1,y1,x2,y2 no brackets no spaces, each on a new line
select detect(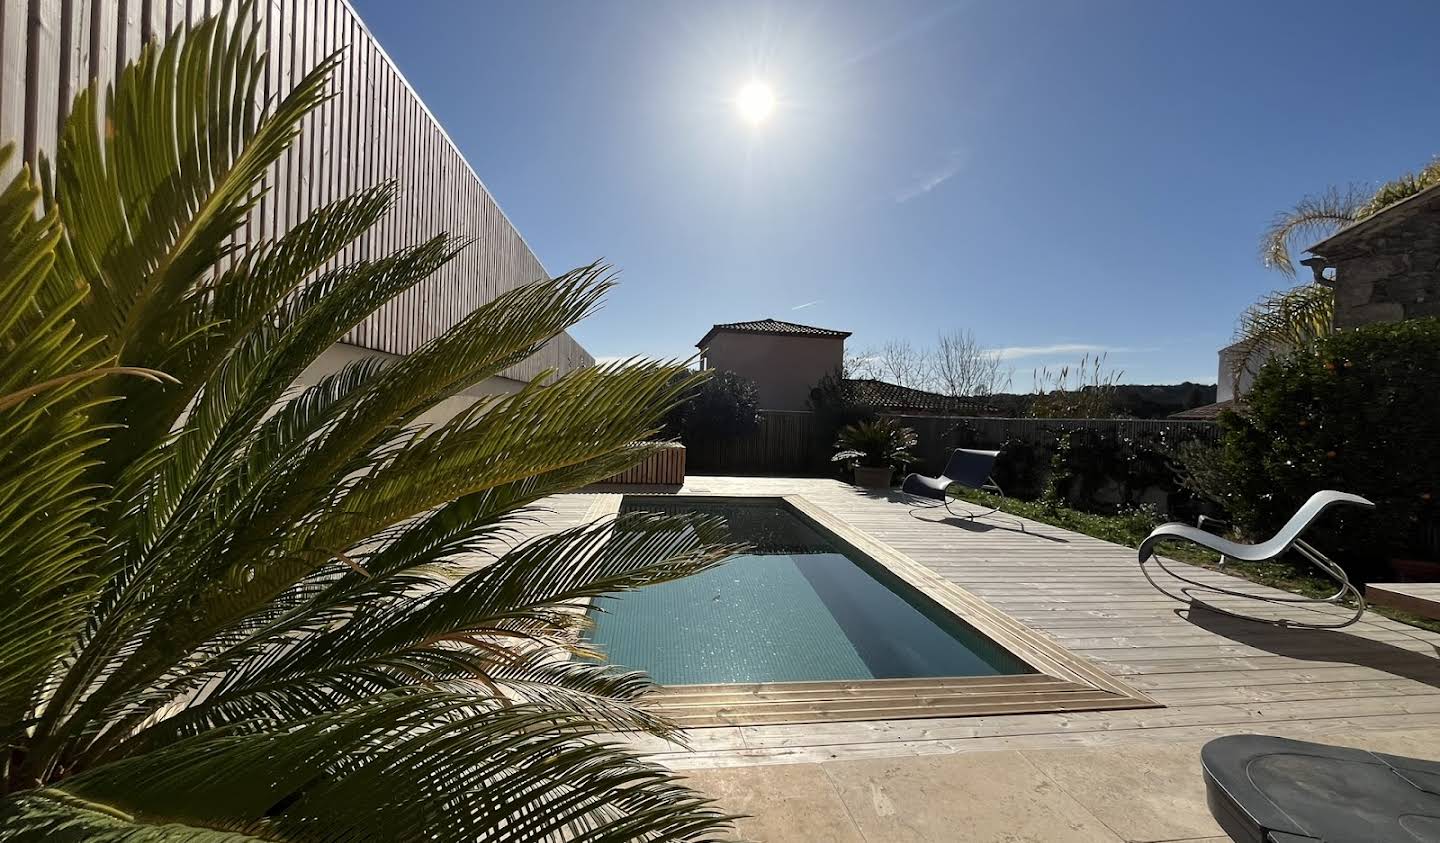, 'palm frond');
96,512,737,763
52,362,693,747
0,790,269,842
4,7,738,839
54,693,736,843
0,145,111,740
110,184,400,469
484,658,679,739
1259,186,1364,276
309,363,696,551
1355,157,1440,219
1229,282,1335,386
44,1,338,478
